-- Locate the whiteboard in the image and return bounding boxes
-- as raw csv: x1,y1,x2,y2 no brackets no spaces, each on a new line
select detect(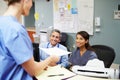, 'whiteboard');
53,0,94,35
